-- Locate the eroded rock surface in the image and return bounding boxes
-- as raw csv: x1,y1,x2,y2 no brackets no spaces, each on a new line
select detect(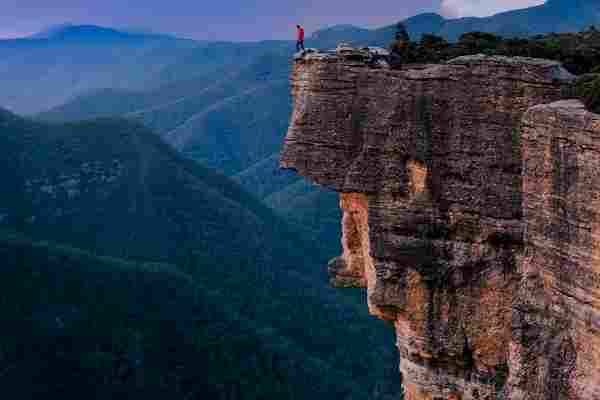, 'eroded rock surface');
281,53,600,399
513,100,600,400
